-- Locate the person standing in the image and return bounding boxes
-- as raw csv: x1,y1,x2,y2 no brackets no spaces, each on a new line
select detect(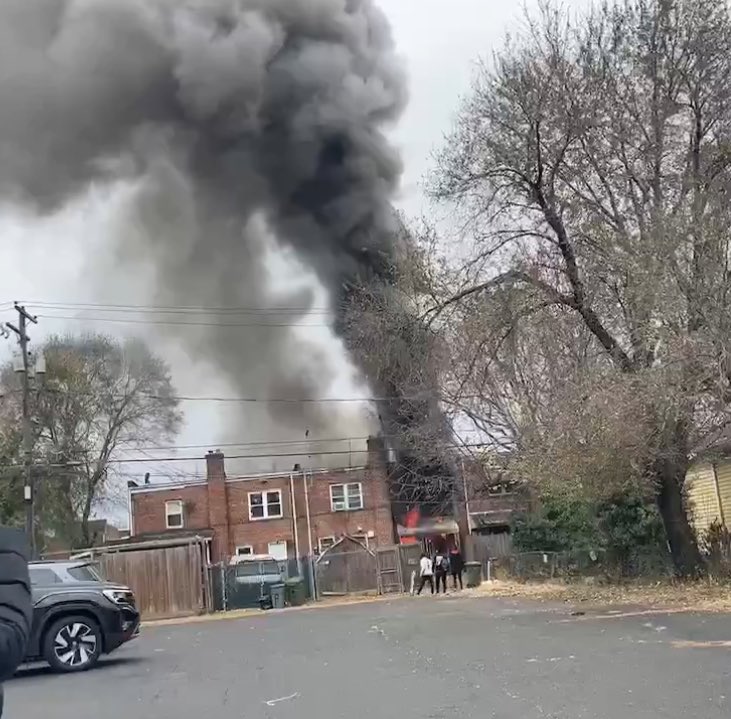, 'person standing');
0,527,32,717
449,546,464,590
416,552,434,595
433,551,448,594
